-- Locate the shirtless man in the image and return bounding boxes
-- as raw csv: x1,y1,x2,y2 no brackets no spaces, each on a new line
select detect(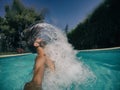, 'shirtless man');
24,38,55,90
